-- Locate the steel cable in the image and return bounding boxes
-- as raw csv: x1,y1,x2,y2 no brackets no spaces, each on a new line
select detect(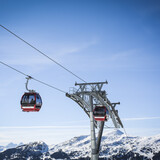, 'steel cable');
0,24,87,83
0,60,66,94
